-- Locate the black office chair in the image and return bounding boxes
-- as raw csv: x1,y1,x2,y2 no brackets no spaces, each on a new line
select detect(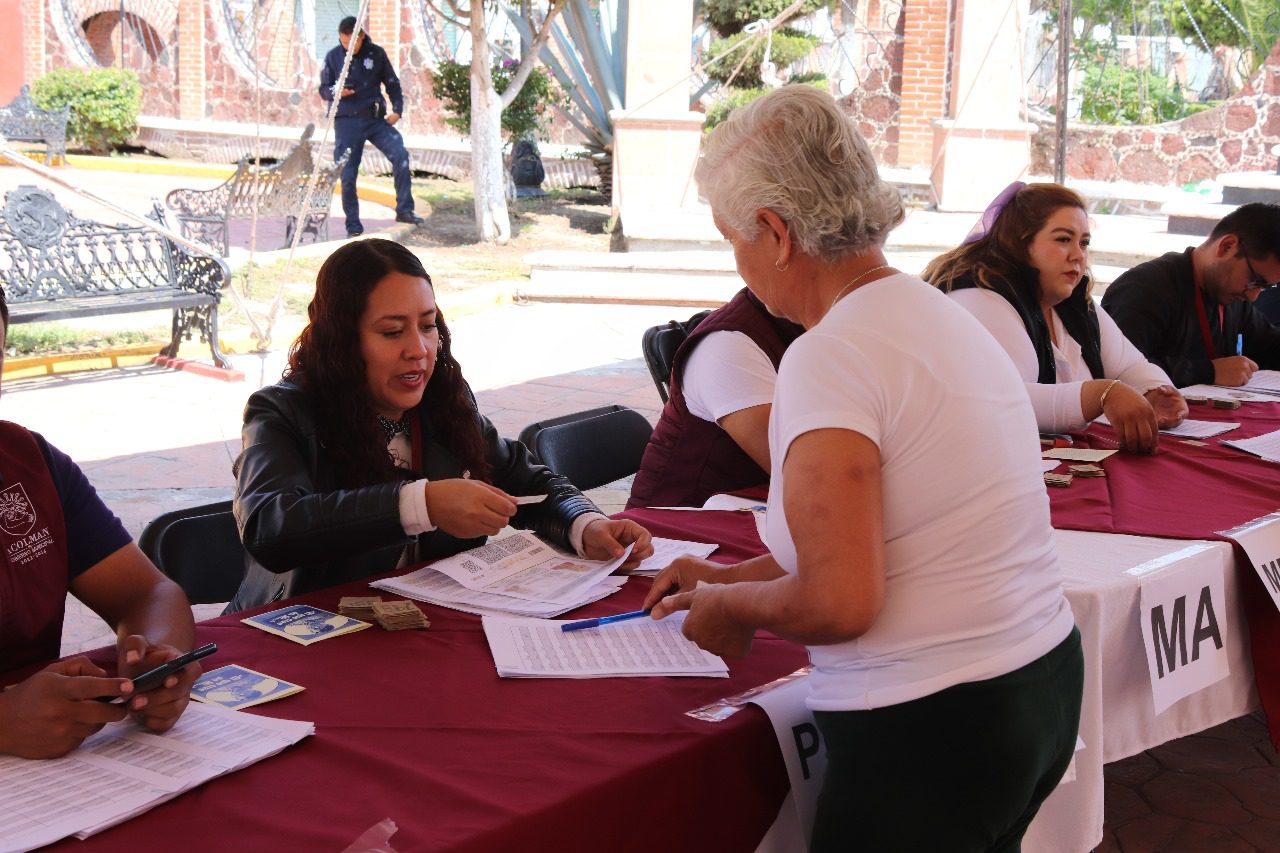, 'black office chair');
138,500,246,605
517,405,654,492
641,309,712,403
